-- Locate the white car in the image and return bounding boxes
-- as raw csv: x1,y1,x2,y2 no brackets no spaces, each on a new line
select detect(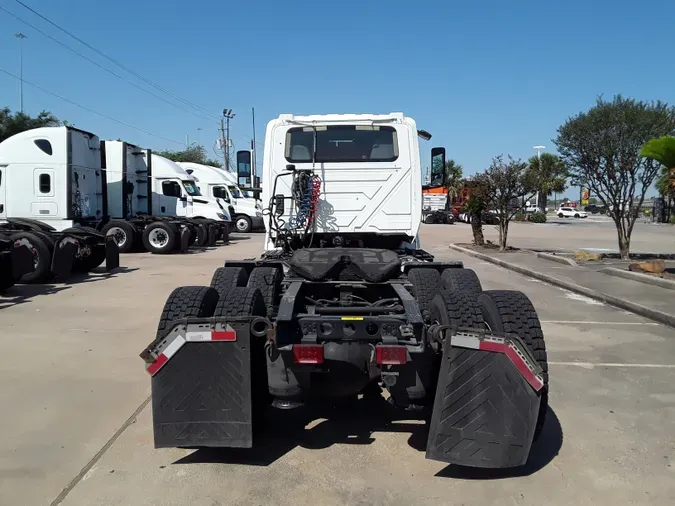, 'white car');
557,206,587,218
